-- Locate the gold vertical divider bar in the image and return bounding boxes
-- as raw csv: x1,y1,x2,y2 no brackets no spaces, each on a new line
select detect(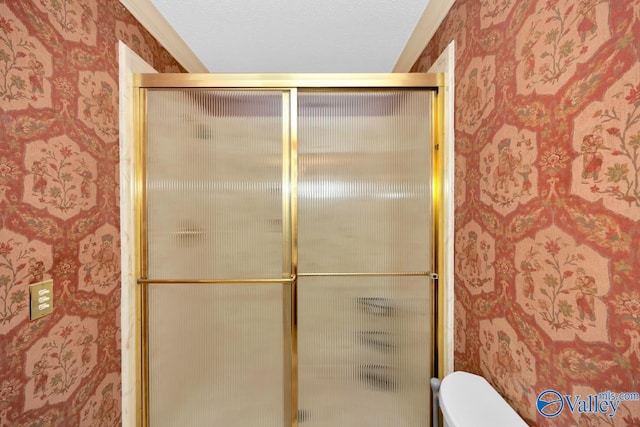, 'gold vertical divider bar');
282,90,292,279
133,86,148,427
139,91,149,282
138,281,149,427
432,83,446,382
281,91,293,427
289,88,299,427
141,89,150,427
428,88,441,427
